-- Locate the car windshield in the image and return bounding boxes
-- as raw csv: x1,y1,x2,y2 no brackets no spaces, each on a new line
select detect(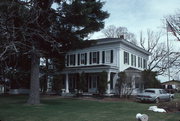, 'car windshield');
144,90,155,93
